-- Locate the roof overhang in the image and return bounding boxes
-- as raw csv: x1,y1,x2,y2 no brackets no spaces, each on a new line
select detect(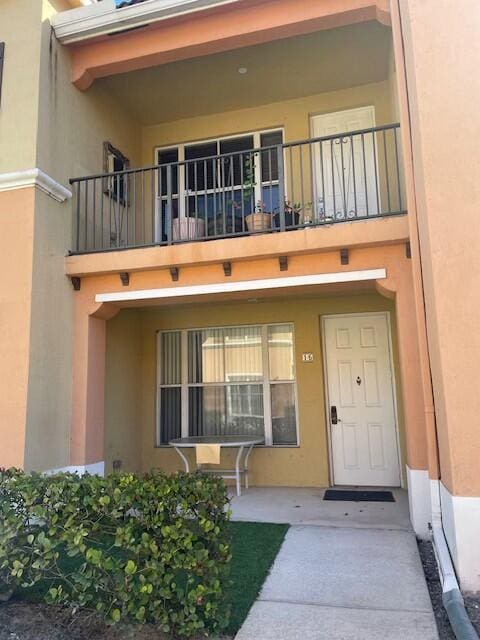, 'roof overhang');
53,0,391,90
52,0,242,45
